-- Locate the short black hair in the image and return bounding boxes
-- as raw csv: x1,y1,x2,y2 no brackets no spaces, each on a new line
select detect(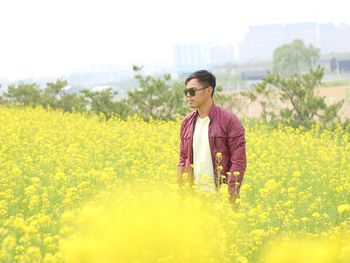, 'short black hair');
185,70,216,97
